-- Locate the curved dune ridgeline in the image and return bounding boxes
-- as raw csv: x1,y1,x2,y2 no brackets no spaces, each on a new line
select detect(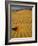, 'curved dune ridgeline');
10,9,32,38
